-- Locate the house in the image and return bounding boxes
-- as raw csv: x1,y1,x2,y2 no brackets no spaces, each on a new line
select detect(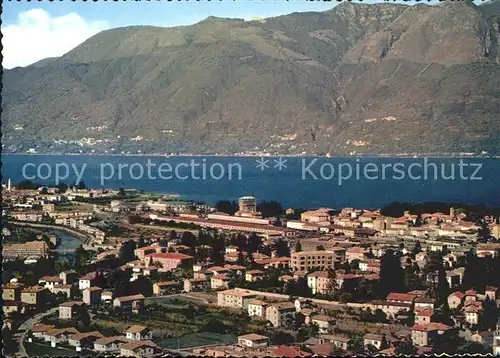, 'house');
319,334,350,350
211,274,231,290
101,291,113,303
415,309,433,325
44,327,80,347
371,300,412,319
477,243,500,258
411,323,452,346
135,246,164,260
31,323,56,339
363,333,384,351
38,276,63,292
485,286,498,301
144,252,193,271
3,301,20,316
270,345,309,357
68,331,104,351
470,331,494,350
311,315,335,333
2,282,23,301
414,297,435,313
307,271,331,295
94,336,129,353
217,289,255,310
465,289,478,304
120,340,162,358
153,281,181,296
493,319,500,355
464,302,482,325
59,270,78,285
21,286,48,306
78,272,101,291
245,270,265,282
415,252,428,268
309,343,338,356
266,302,296,328
346,247,371,262
53,284,74,298
447,291,465,309
59,301,85,320
125,325,153,341
446,268,465,287
113,294,145,313
237,333,269,348
248,299,269,318
83,287,102,305
183,277,210,292
386,292,417,304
